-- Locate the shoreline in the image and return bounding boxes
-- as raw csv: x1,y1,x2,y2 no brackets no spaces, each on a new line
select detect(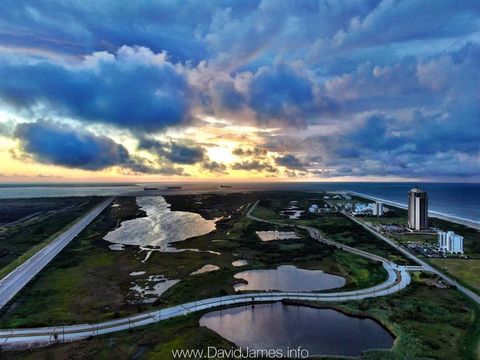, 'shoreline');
347,191,480,231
